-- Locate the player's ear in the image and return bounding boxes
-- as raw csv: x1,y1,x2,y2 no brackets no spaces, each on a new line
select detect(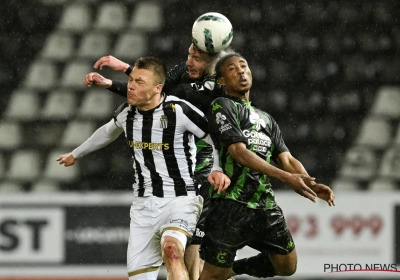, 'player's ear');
218,76,225,86
155,83,163,94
